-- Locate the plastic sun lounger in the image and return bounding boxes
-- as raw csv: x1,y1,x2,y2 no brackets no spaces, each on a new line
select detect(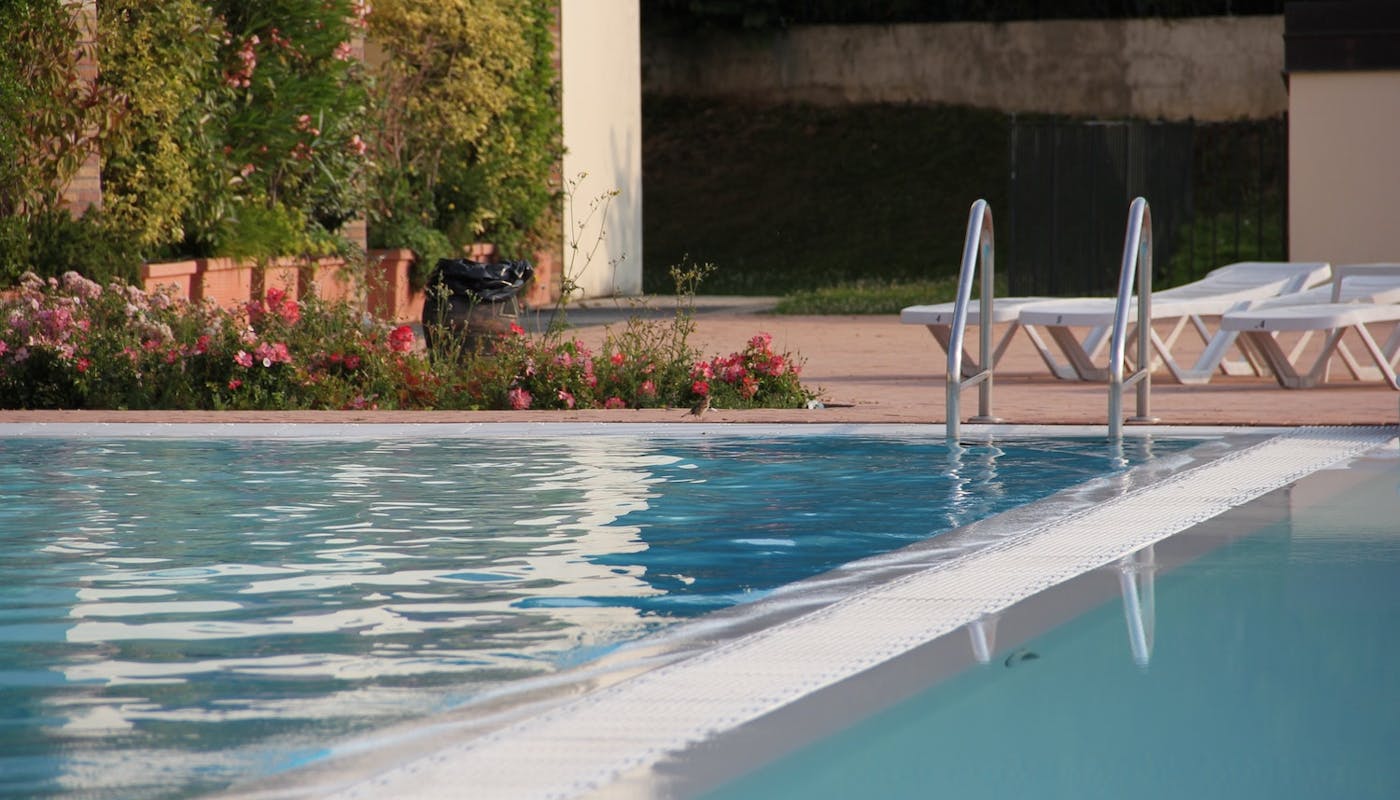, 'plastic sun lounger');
899,297,1097,381
1219,263,1400,390
1015,261,1333,384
